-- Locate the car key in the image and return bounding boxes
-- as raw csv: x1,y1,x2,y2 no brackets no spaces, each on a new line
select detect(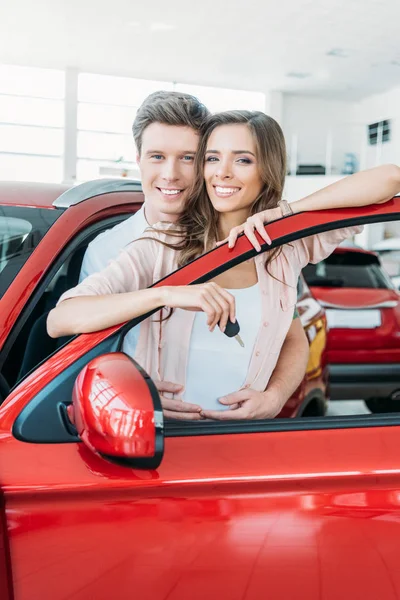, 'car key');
223,318,245,347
